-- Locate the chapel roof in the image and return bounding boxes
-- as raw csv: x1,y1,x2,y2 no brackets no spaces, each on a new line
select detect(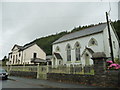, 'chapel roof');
53,23,107,44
